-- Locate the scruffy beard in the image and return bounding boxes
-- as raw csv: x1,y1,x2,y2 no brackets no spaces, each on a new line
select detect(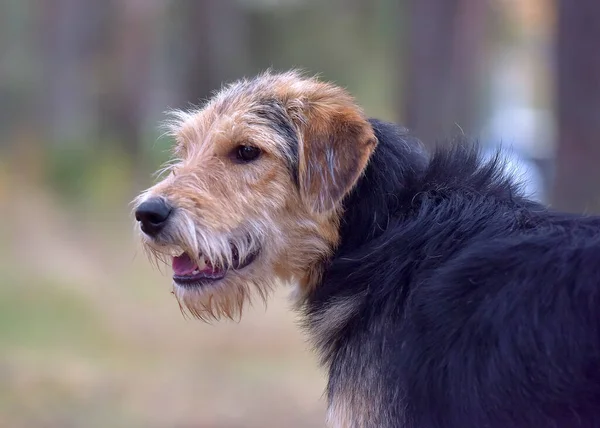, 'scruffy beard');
171,263,279,322
133,204,285,322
